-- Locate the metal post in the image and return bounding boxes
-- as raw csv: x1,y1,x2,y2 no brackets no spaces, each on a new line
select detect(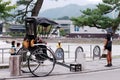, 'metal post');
68,45,70,58
90,45,92,58
2,49,4,63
